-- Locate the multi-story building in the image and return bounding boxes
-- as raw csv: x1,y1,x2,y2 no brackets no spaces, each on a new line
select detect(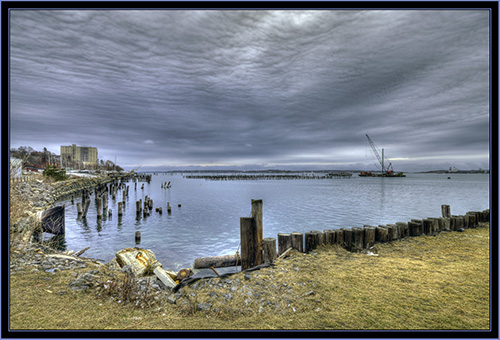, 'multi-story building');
60,144,98,167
